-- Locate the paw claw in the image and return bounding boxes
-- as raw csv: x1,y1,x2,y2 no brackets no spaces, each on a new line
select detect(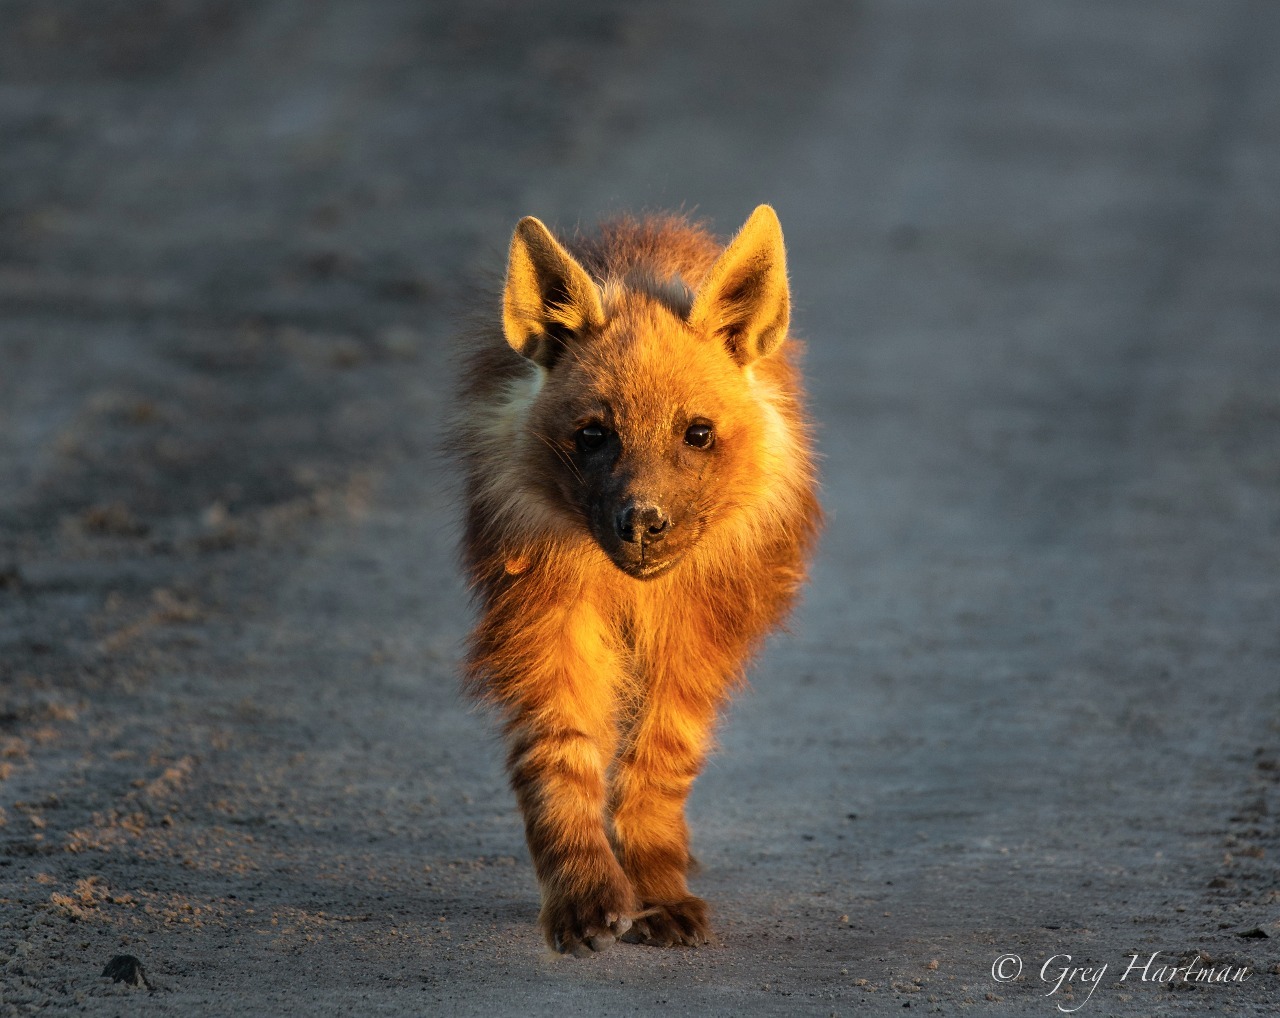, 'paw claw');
622,896,711,948
543,878,638,957
586,932,616,952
